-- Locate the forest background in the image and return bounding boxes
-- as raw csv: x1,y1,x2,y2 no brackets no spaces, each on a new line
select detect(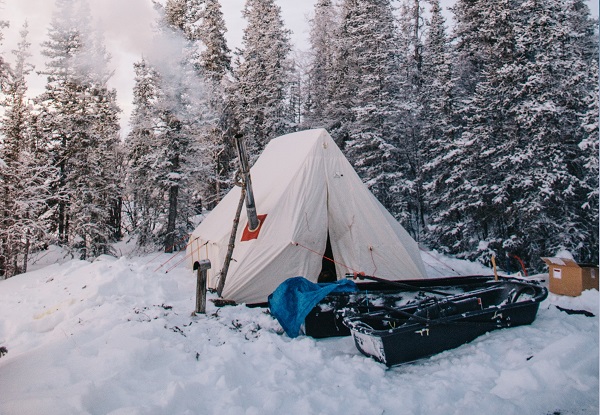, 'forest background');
0,0,597,279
